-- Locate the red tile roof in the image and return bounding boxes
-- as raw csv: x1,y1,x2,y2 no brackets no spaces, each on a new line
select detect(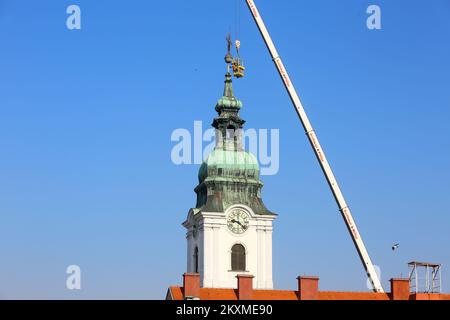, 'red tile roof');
253,290,299,300
411,293,450,300
167,286,450,300
168,286,184,300
318,291,390,300
168,286,299,300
